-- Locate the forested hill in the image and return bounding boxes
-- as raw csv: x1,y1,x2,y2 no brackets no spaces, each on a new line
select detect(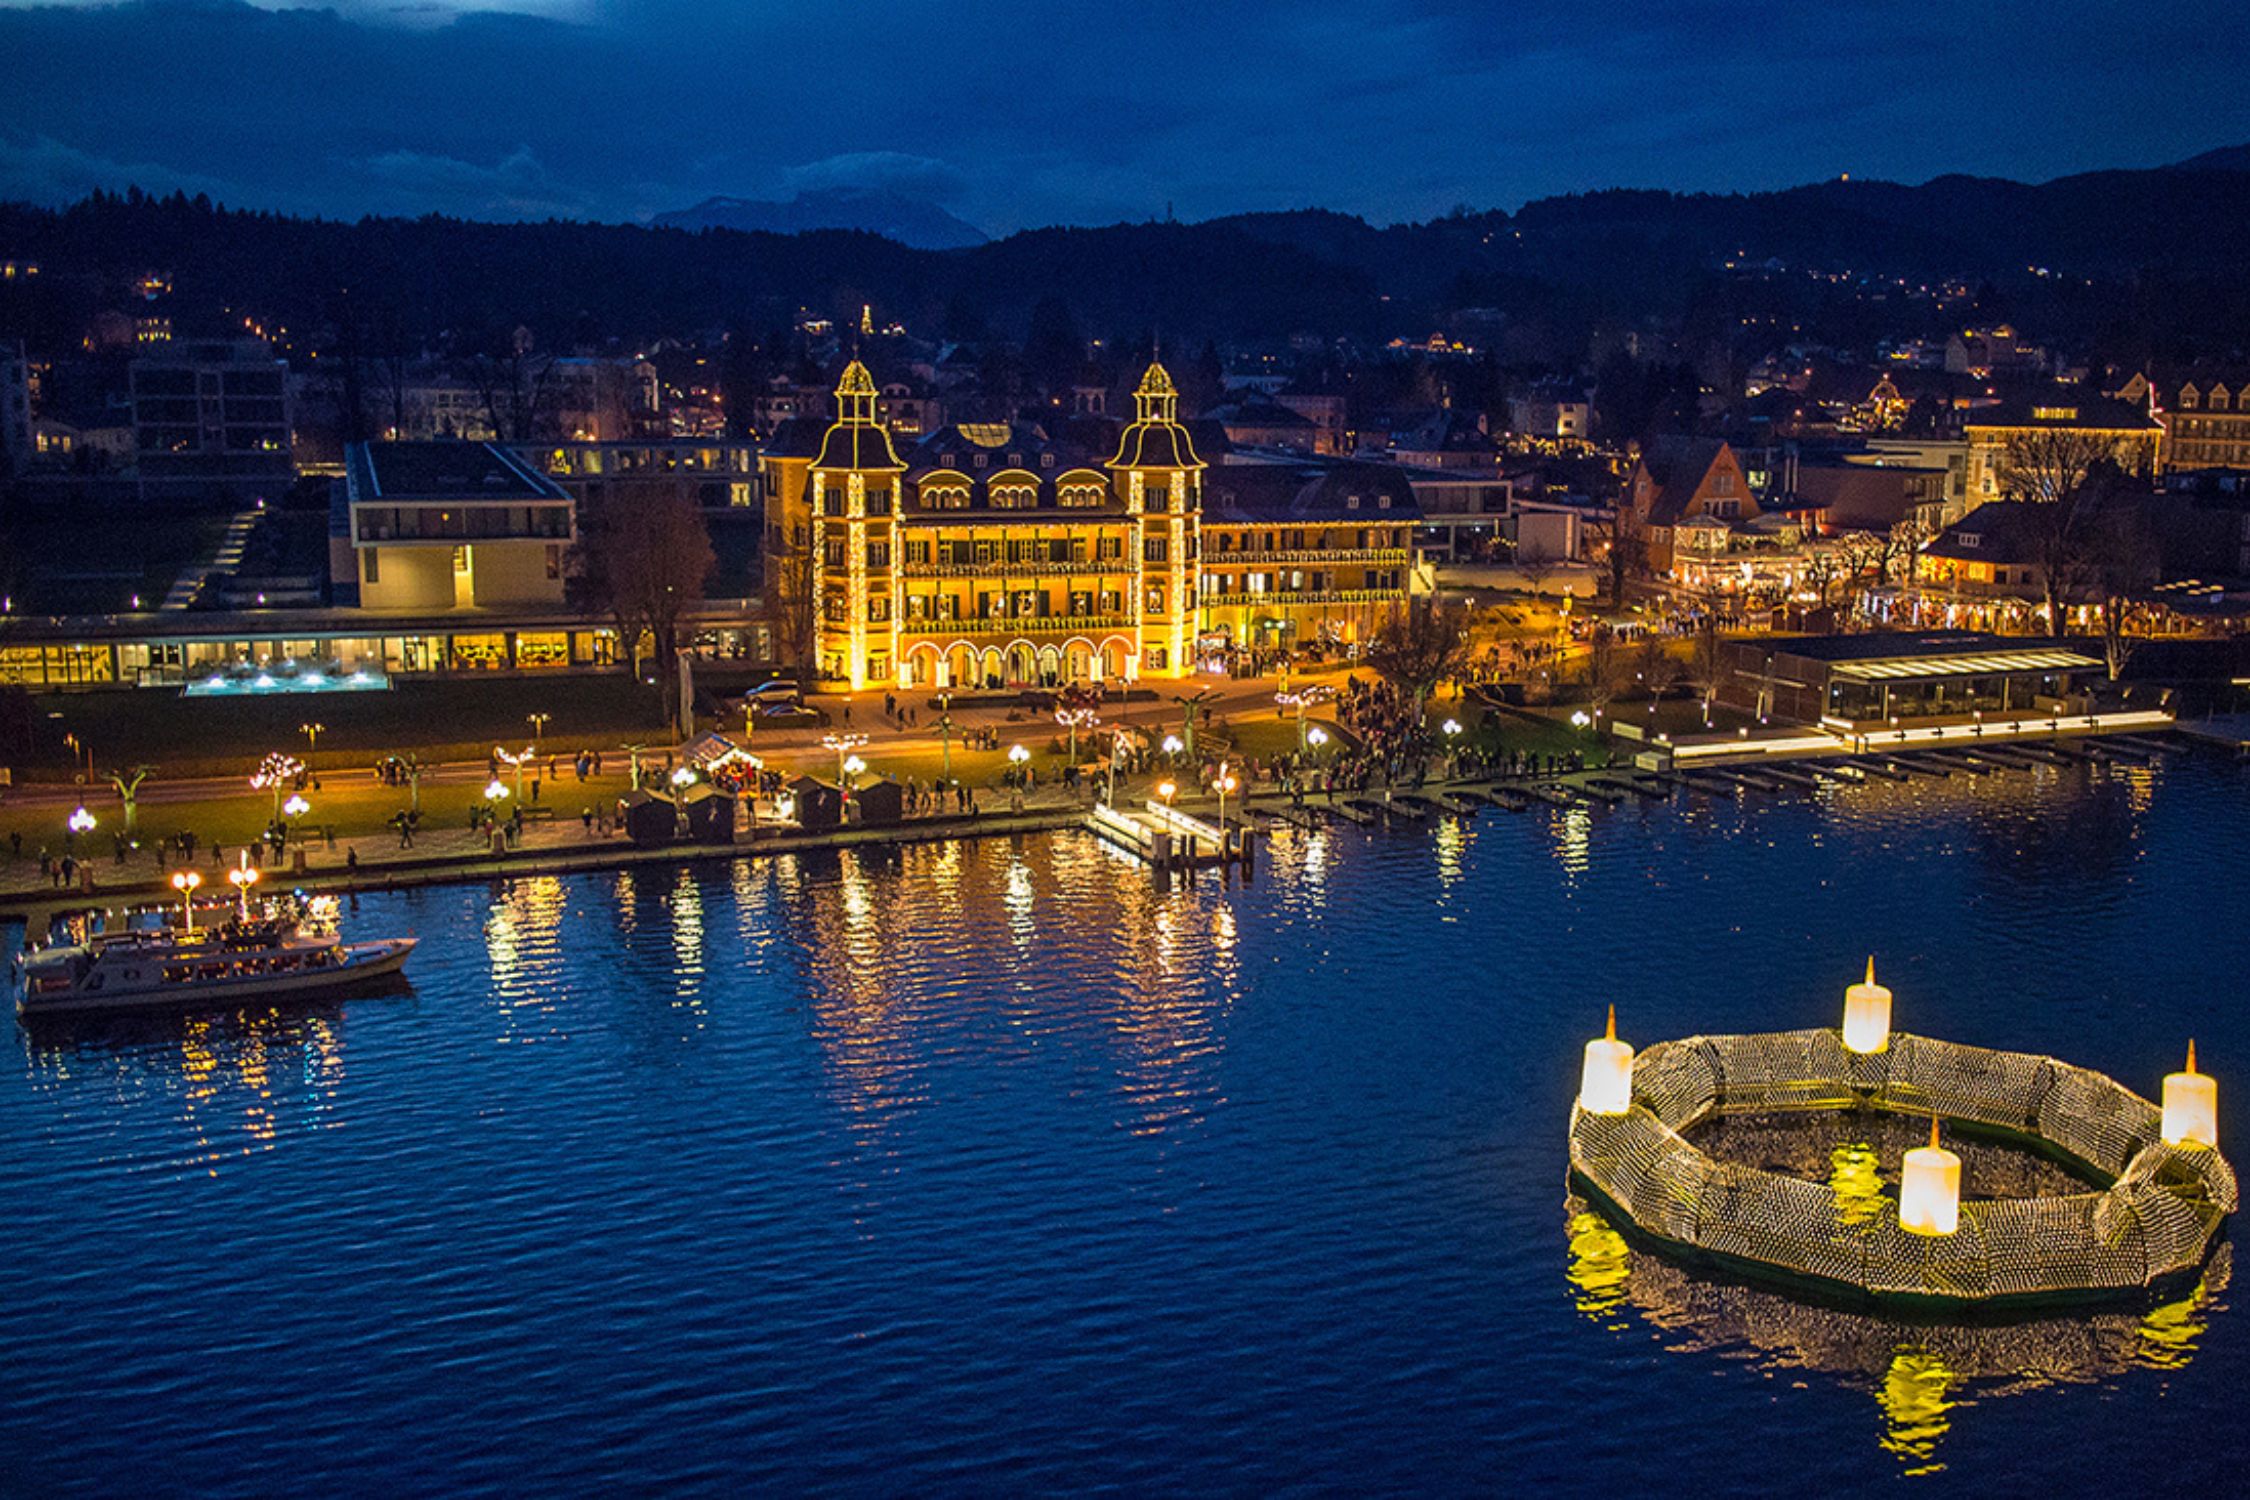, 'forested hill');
3,155,2249,361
